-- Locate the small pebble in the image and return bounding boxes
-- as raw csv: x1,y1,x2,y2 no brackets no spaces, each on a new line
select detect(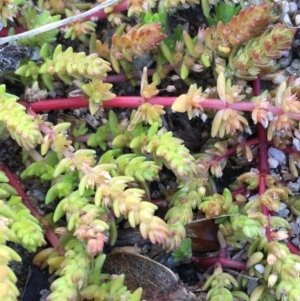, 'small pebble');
268,157,279,168
279,0,289,13
287,181,300,192
73,109,81,117
289,2,298,15
293,138,300,150
254,264,265,273
247,279,258,295
281,12,293,26
40,290,51,301
291,59,300,70
295,14,300,26
291,222,300,235
268,147,286,165
281,51,291,58
272,73,286,85
248,194,259,202
31,190,45,202
279,57,291,69
279,203,290,217
279,208,290,218
285,66,295,75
